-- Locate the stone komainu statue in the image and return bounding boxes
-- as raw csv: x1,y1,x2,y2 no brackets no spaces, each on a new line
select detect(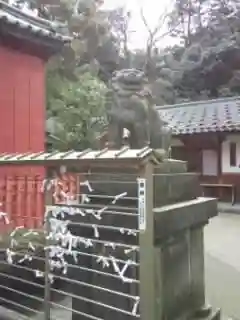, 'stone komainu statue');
106,69,172,154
